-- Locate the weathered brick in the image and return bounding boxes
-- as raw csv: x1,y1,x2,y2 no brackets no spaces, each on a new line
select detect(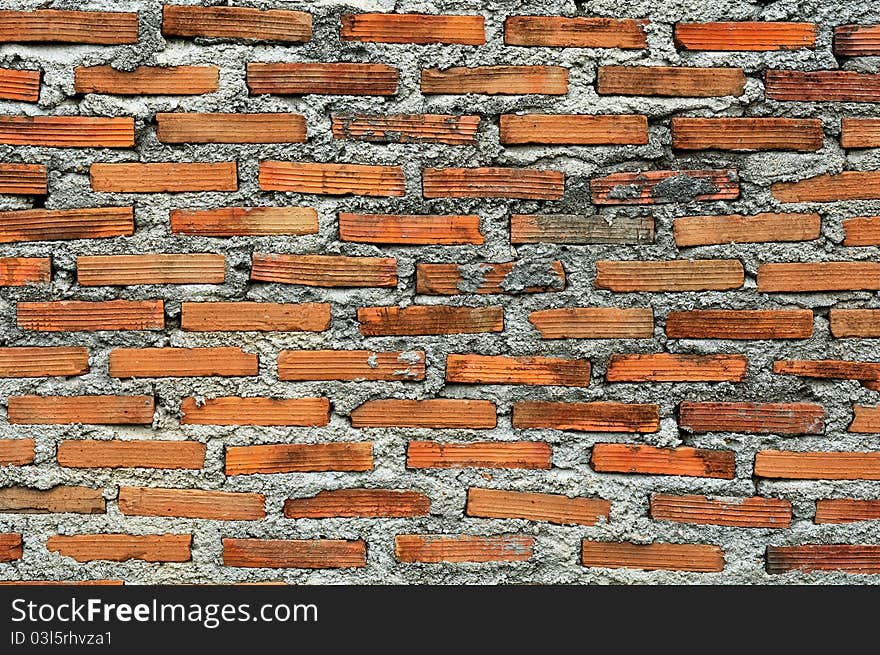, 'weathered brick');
773,359,880,382
223,539,366,568
358,305,504,335
251,253,397,287
0,257,50,286
835,25,880,56
180,397,329,426
582,541,724,571
830,309,880,337
225,443,373,475
773,172,880,202
118,487,265,520
278,350,425,382
0,163,46,194
17,300,164,332
75,65,219,95
591,169,739,205
666,309,814,339
0,439,35,466
0,10,138,44
674,22,815,51
48,534,192,563
596,259,744,291
0,534,22,562
500,114,648,145
0,207,133,243
57,440,205,470
421,66,568,95
247,63,398,96
758,262,880,291
171,206,318,237
815,499,880,524
766,70,880,102
77,253,225,286
162,5,311,42
529,307,654,339
284,489,430,518
416,260,565,295
341,13,484,45
351,399,496,429
606,353,747,382
395,534,534,563
8,395,154,425
90,162,238,193
332,114,479,145
598,66,746,96
0,68,40,102
513,401,659,432
842,216,880,245
651,494,792,528
259,161,404,196
0,486,105,514
0,347,89,378
466,488,610,525
339,213,483,245
406,441,551,469
766,545,880,574
504,16,646,48
841,119,880,148
591,443,736,479
423,167,564,200
679,401,824,435
446,354,590,387
850,405,880,433
510,214,655,245
671,117,822,151
673,212,821,246
109,347,257,378
181,302,330,332
157,113,306,143
755,451,880,479
0,116,133,148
